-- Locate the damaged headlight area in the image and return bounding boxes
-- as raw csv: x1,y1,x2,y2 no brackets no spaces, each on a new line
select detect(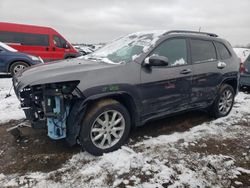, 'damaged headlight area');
19,80,82,140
